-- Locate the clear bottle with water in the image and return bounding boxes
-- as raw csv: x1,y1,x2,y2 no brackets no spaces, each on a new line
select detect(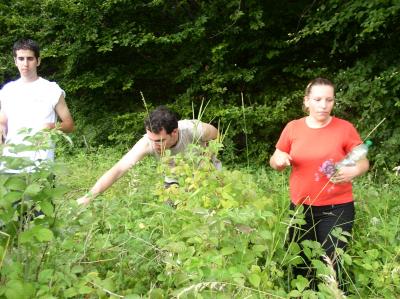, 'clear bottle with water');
336,140,372,169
